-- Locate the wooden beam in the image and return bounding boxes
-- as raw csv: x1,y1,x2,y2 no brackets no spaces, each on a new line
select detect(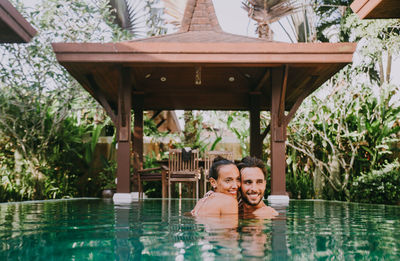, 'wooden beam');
351,0,400,19
278,65,289,126
156,119,166,128
151,110,162,120
260,124,270,142
86,74,117,125
52,42,358,62
133,108,144,167
116,67,132,193
130,69,140,91
0,0,37,43
131,92,144,193
270,67,286,195
283,76,318,127
254,69,270,92
118,68,131,141
250,92,262,158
